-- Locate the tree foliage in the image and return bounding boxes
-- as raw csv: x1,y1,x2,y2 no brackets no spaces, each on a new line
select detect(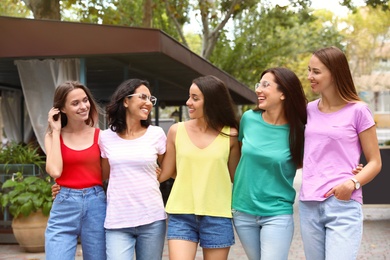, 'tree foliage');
1,0,389,101
341,6,390,76
341,0,389,11
210,4,345,101
0,0,31,17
